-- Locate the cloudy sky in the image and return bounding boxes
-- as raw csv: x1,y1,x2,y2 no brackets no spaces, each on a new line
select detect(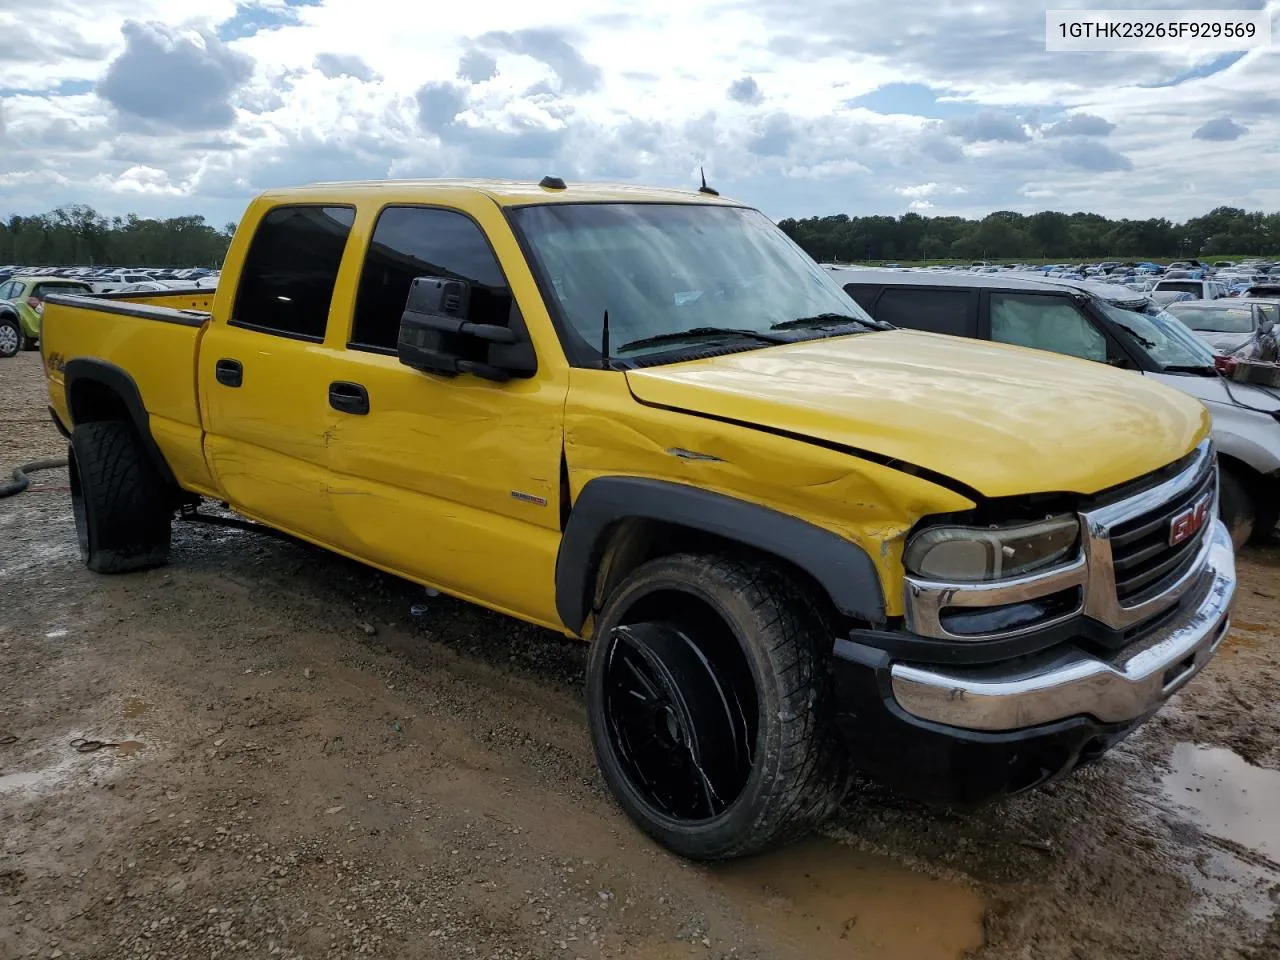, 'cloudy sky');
1,0,1278,227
